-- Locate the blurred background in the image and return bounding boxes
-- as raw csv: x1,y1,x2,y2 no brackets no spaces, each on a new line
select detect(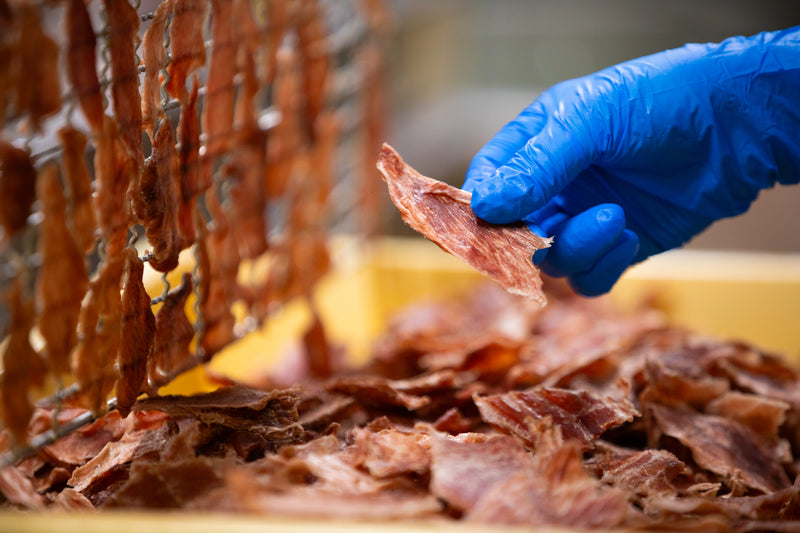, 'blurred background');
381,0,800,253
